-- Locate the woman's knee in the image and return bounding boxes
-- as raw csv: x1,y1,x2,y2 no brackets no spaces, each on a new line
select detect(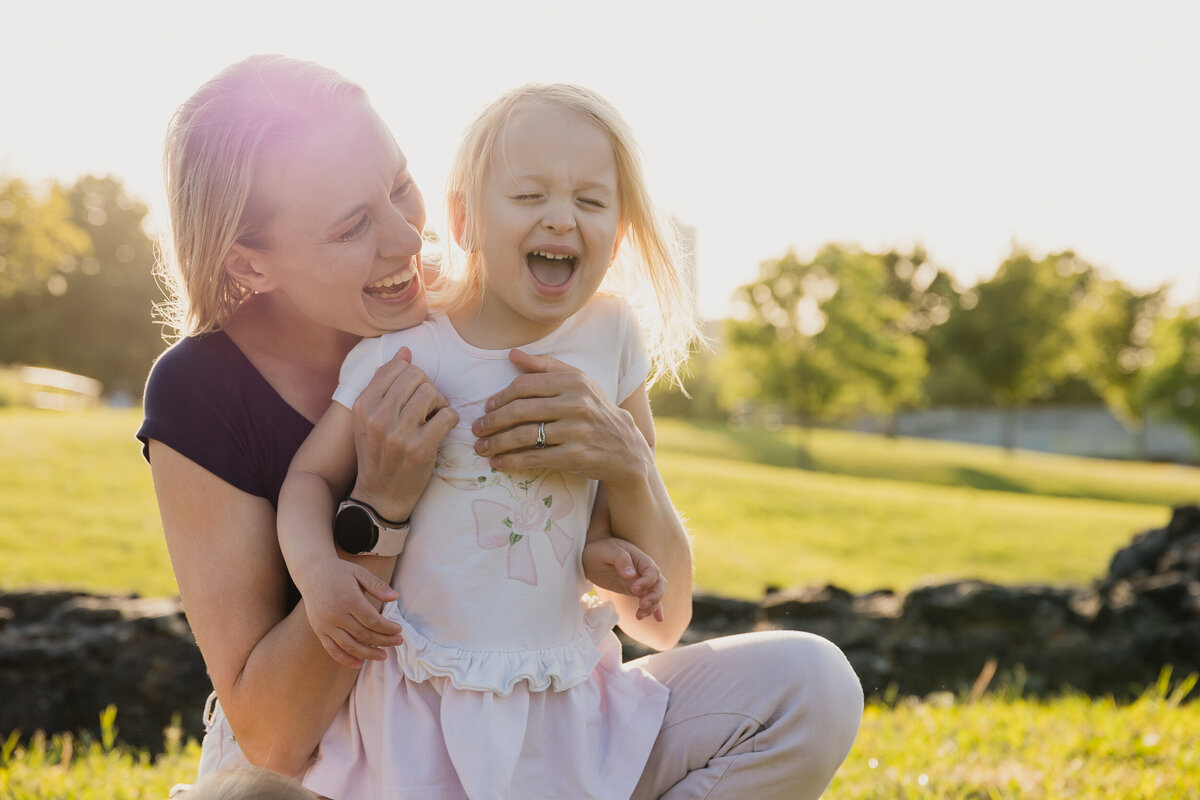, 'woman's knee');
745,632,863,737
